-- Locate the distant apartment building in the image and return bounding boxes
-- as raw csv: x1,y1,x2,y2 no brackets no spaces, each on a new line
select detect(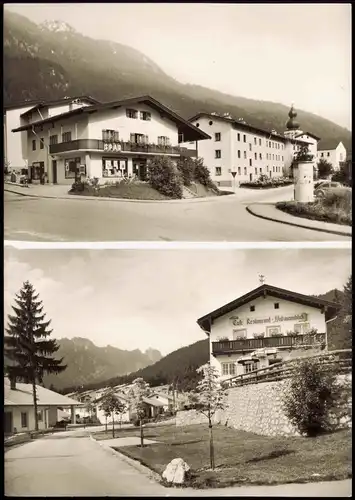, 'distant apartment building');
11,95,209,184
182,106,321,188
317,140,347,171
4,96,99,171
197,283,339,380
